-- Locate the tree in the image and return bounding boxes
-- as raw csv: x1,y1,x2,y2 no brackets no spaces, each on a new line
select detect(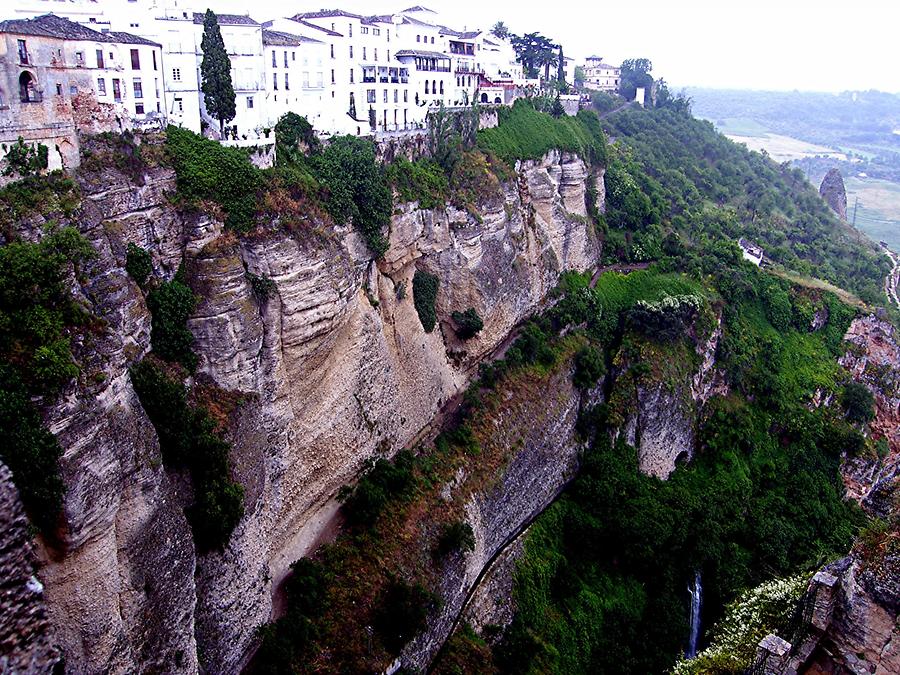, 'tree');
491,21,510,40
200,9,236,134
511,32,557,80
574,66,586,87
618,57,654,102
557,46,566,86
